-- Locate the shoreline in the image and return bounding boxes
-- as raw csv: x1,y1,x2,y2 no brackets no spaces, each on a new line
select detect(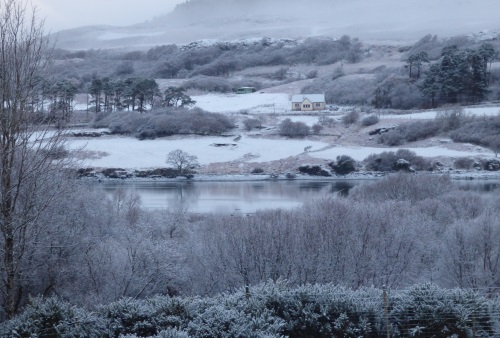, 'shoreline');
79,169,500,183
